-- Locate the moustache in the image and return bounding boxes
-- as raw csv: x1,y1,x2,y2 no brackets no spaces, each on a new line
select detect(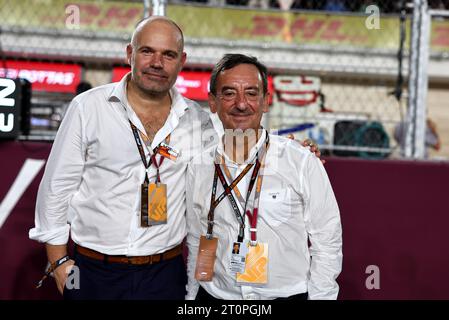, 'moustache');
229,108,254,116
